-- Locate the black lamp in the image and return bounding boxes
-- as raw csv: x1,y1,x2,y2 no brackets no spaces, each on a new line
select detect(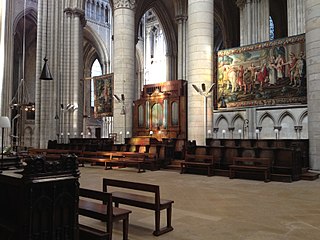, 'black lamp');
40,57,53,80
40,0,53,80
